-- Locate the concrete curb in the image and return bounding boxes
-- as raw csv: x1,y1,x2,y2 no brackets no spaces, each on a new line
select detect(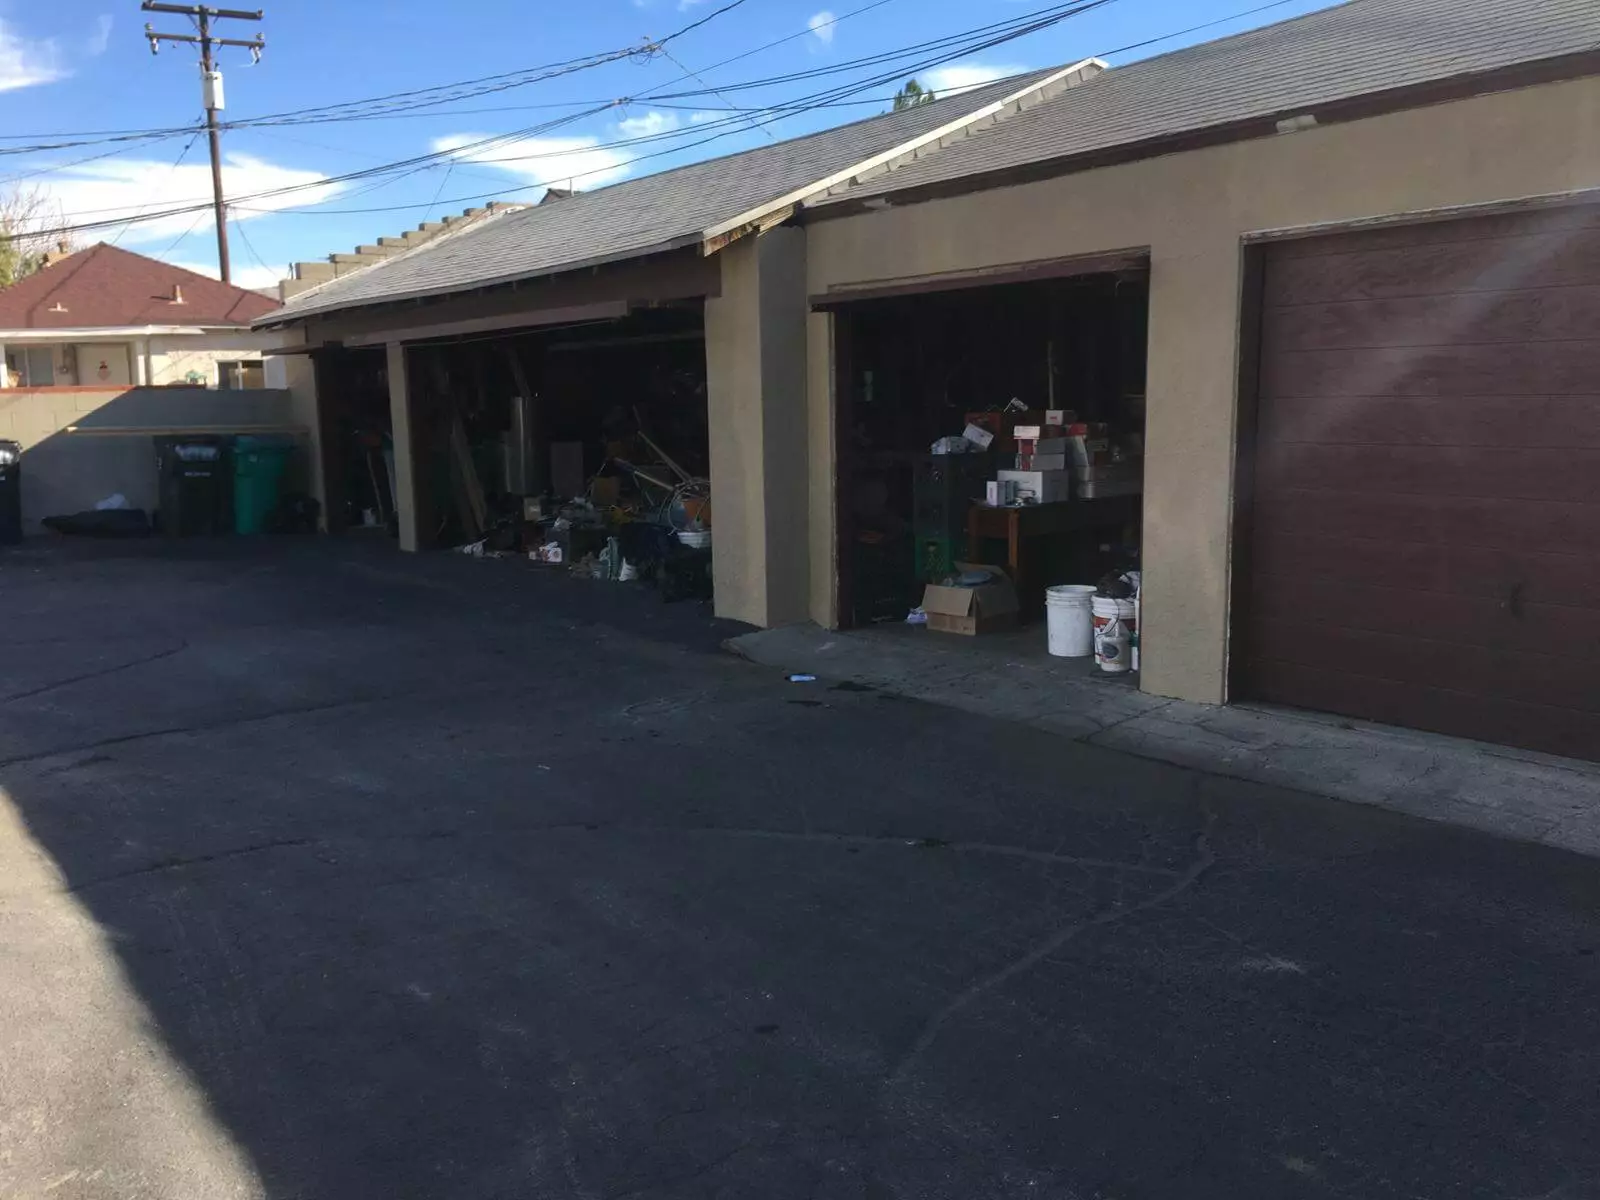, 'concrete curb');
727,623,1600,860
